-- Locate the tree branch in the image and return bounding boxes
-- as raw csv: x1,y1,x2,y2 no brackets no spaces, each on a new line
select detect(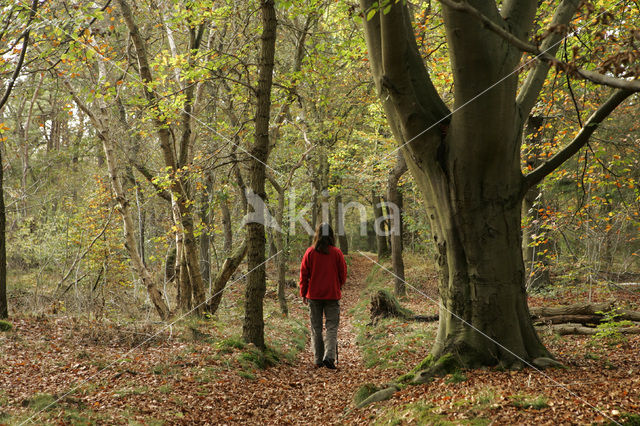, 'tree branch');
517,0,581,117
500,0,537,41
438,0,640,92
524,89,633,189
0,0,38,112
